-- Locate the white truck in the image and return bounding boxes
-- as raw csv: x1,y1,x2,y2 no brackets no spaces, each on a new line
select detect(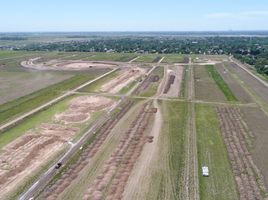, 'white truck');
202,166,209,177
